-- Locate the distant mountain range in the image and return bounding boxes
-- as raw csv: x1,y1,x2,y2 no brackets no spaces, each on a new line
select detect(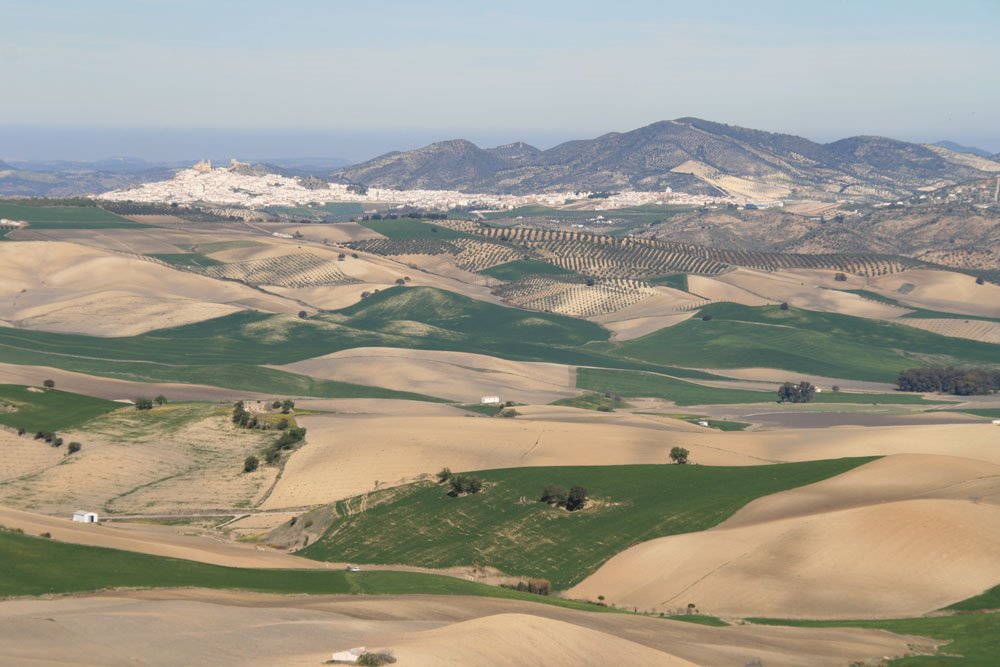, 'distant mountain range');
333,118,1000,201
932,141,994,158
